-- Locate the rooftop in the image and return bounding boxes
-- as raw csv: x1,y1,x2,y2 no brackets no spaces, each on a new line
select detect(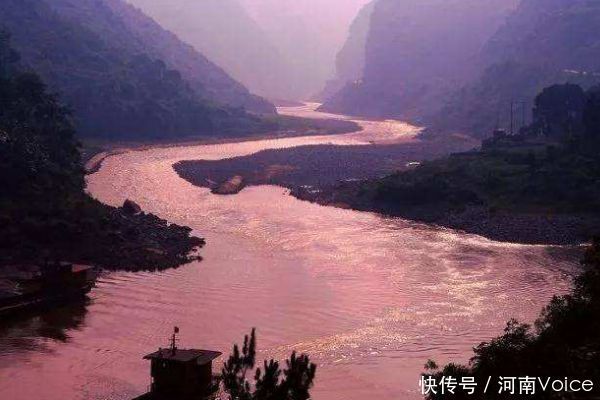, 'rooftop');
144,348,222,364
